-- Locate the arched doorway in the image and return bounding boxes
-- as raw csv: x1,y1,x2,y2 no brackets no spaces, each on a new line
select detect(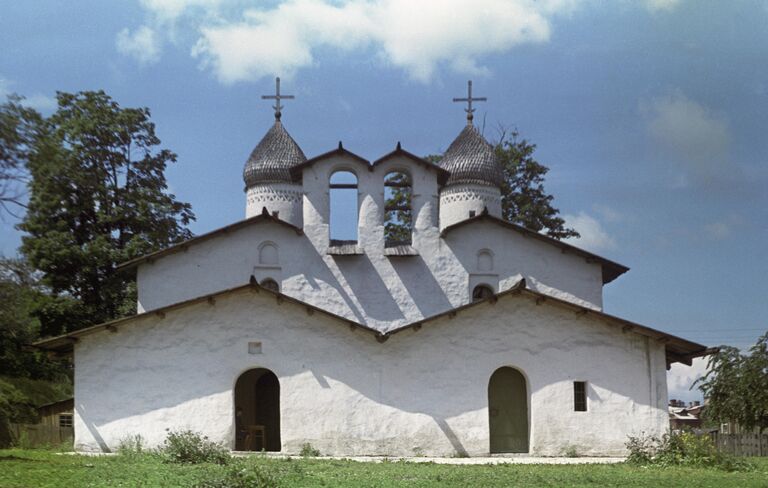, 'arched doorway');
488,367,529,453
234,368,281,451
